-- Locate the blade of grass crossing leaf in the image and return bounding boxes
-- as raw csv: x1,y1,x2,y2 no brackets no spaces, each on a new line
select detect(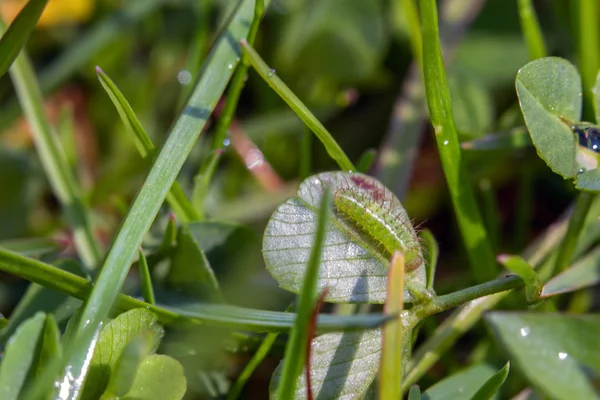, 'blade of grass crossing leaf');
379,252,406,400
275,188,332,398
0,0,48,78
228,332,281,400
59,0,274,395
576,0,599,121
241,41,355,172
419,0,497,282
0,19,102,273
498,255,541,302
469,362,510,400
517,0,548,60
0,246,389,333
212,0,265,150
138,249,155,305
96,67,200,222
